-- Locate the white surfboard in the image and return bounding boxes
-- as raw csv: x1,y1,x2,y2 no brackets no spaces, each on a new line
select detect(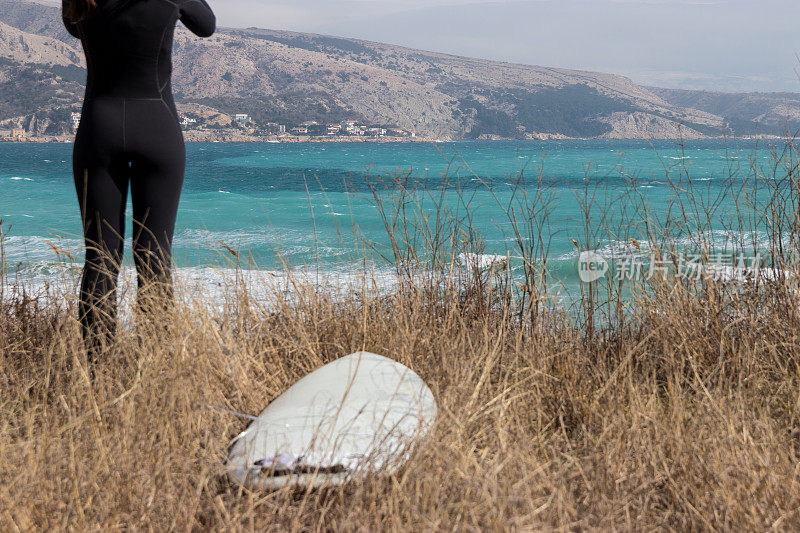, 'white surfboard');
226,352,437,490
